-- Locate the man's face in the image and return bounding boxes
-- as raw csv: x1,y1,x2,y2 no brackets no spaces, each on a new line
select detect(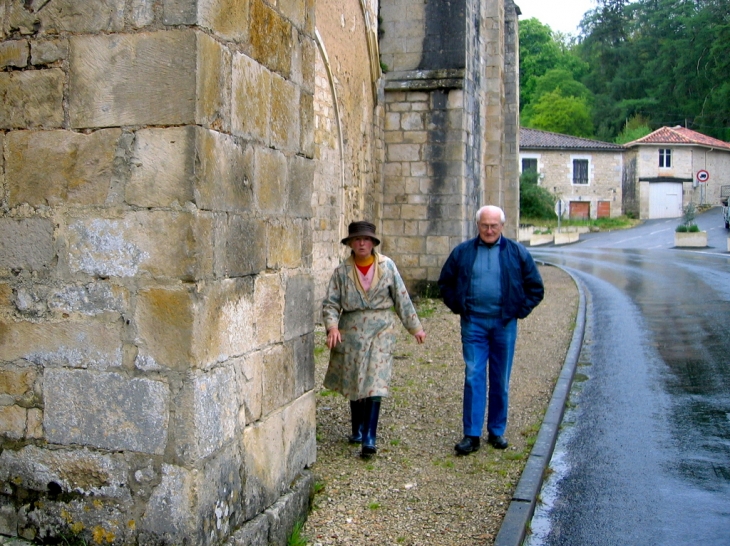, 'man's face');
477,209,503,244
